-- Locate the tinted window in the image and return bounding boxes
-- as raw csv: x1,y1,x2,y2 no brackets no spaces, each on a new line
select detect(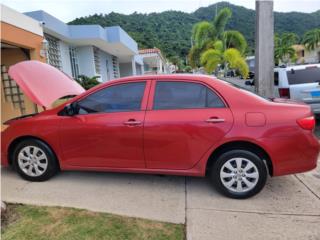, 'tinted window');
77,82,145,114
153,81,225,110
274,72,279,86
287,67,320,85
